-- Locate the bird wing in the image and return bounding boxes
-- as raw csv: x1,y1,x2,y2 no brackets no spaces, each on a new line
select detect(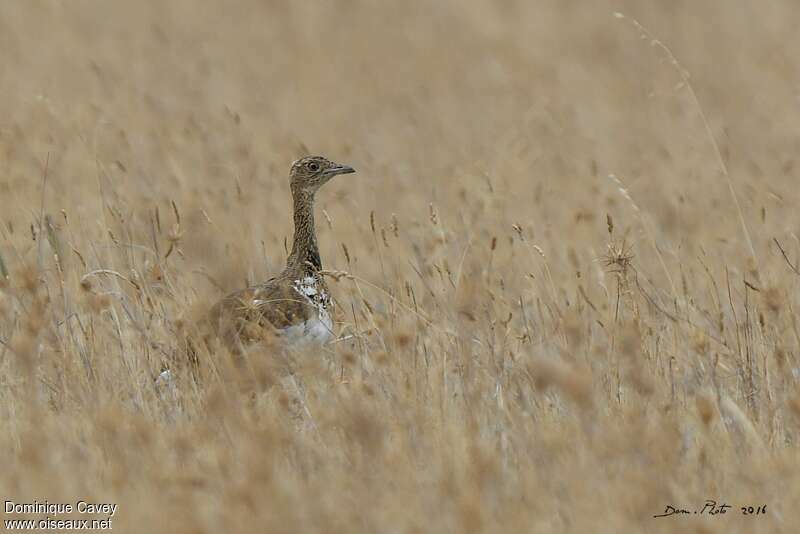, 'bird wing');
209,276,315,346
